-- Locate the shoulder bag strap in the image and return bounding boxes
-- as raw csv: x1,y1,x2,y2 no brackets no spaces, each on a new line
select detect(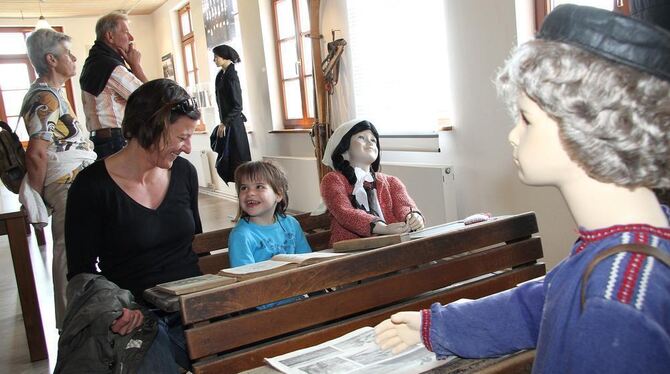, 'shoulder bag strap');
580,243,670,312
